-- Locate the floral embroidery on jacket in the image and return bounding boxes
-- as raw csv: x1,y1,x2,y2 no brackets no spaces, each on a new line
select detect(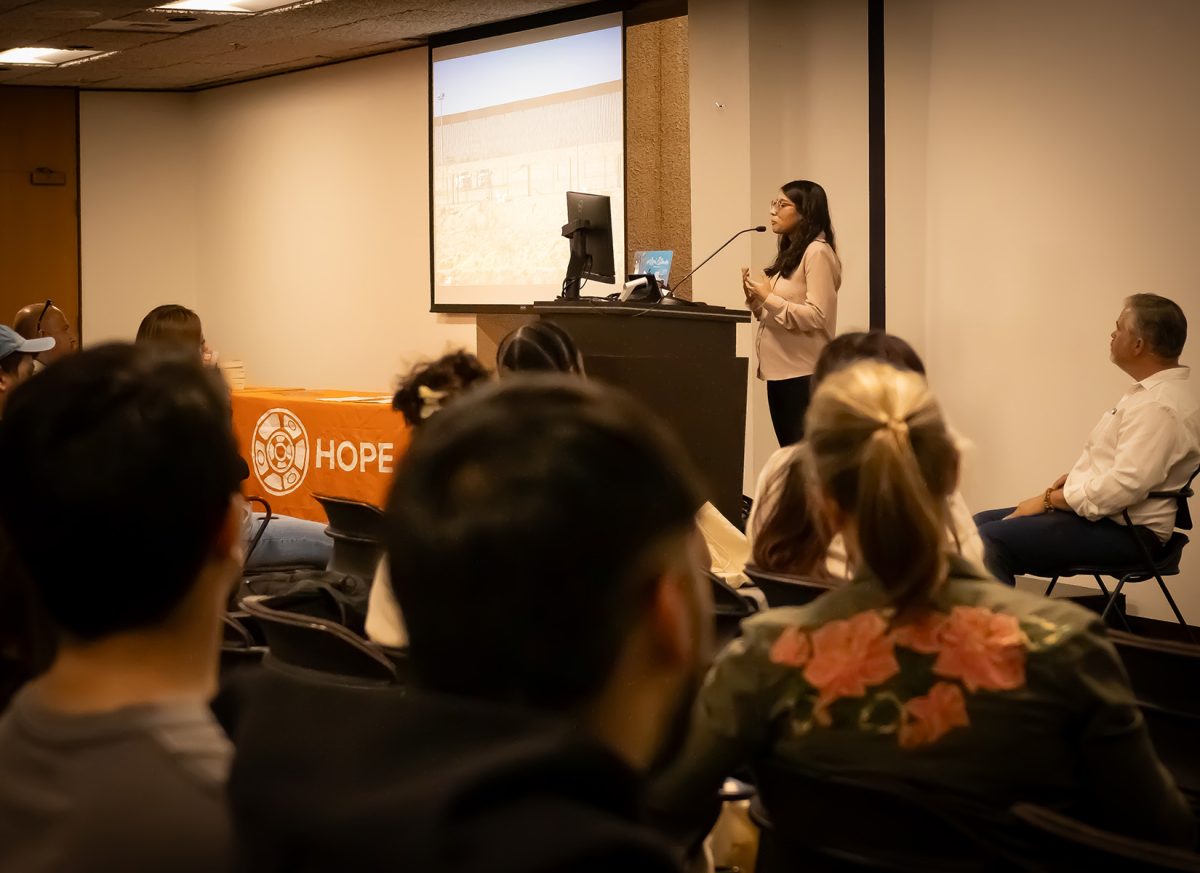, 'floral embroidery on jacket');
899,682,969,750
769,605,1030,749
803,612,900,724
